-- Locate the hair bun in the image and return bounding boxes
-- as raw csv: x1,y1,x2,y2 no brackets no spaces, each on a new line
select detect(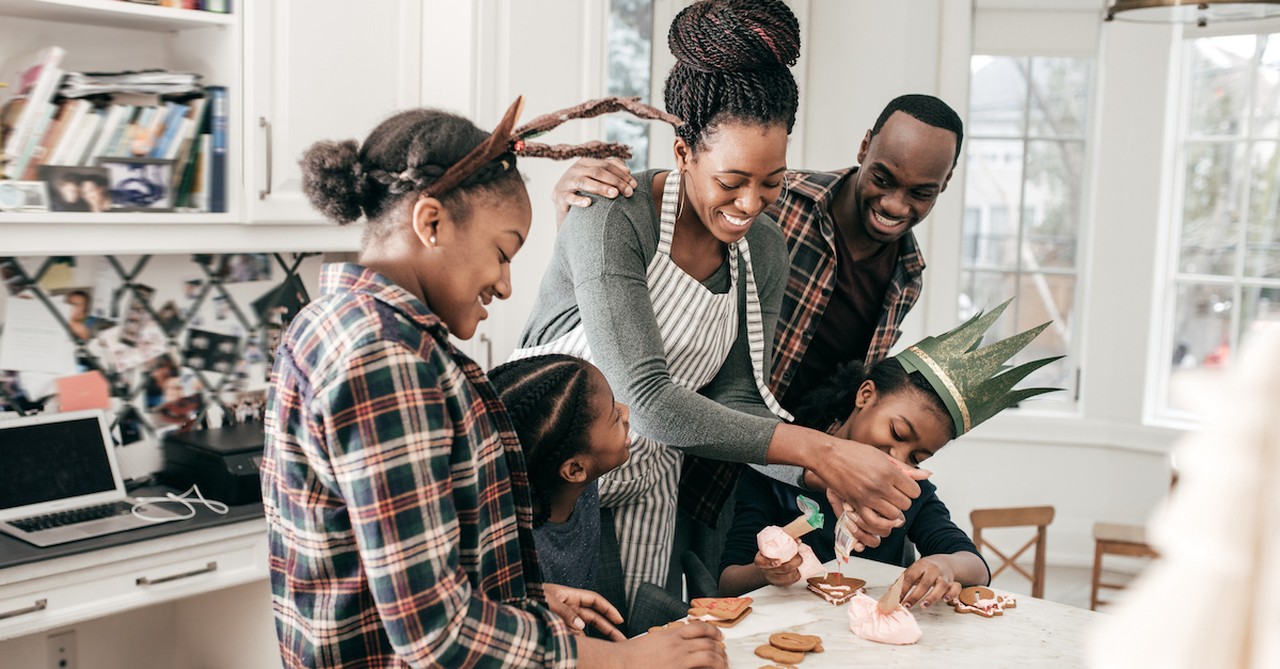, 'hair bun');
299,139,363,225
668,0,800,73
